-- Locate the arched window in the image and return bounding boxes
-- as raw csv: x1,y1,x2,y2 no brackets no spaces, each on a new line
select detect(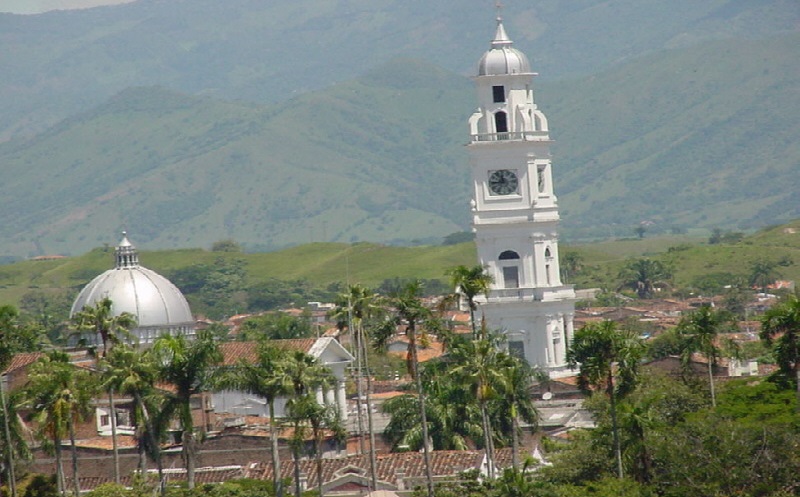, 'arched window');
495,111,508,138
499,250,519,260
499,250,520,288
